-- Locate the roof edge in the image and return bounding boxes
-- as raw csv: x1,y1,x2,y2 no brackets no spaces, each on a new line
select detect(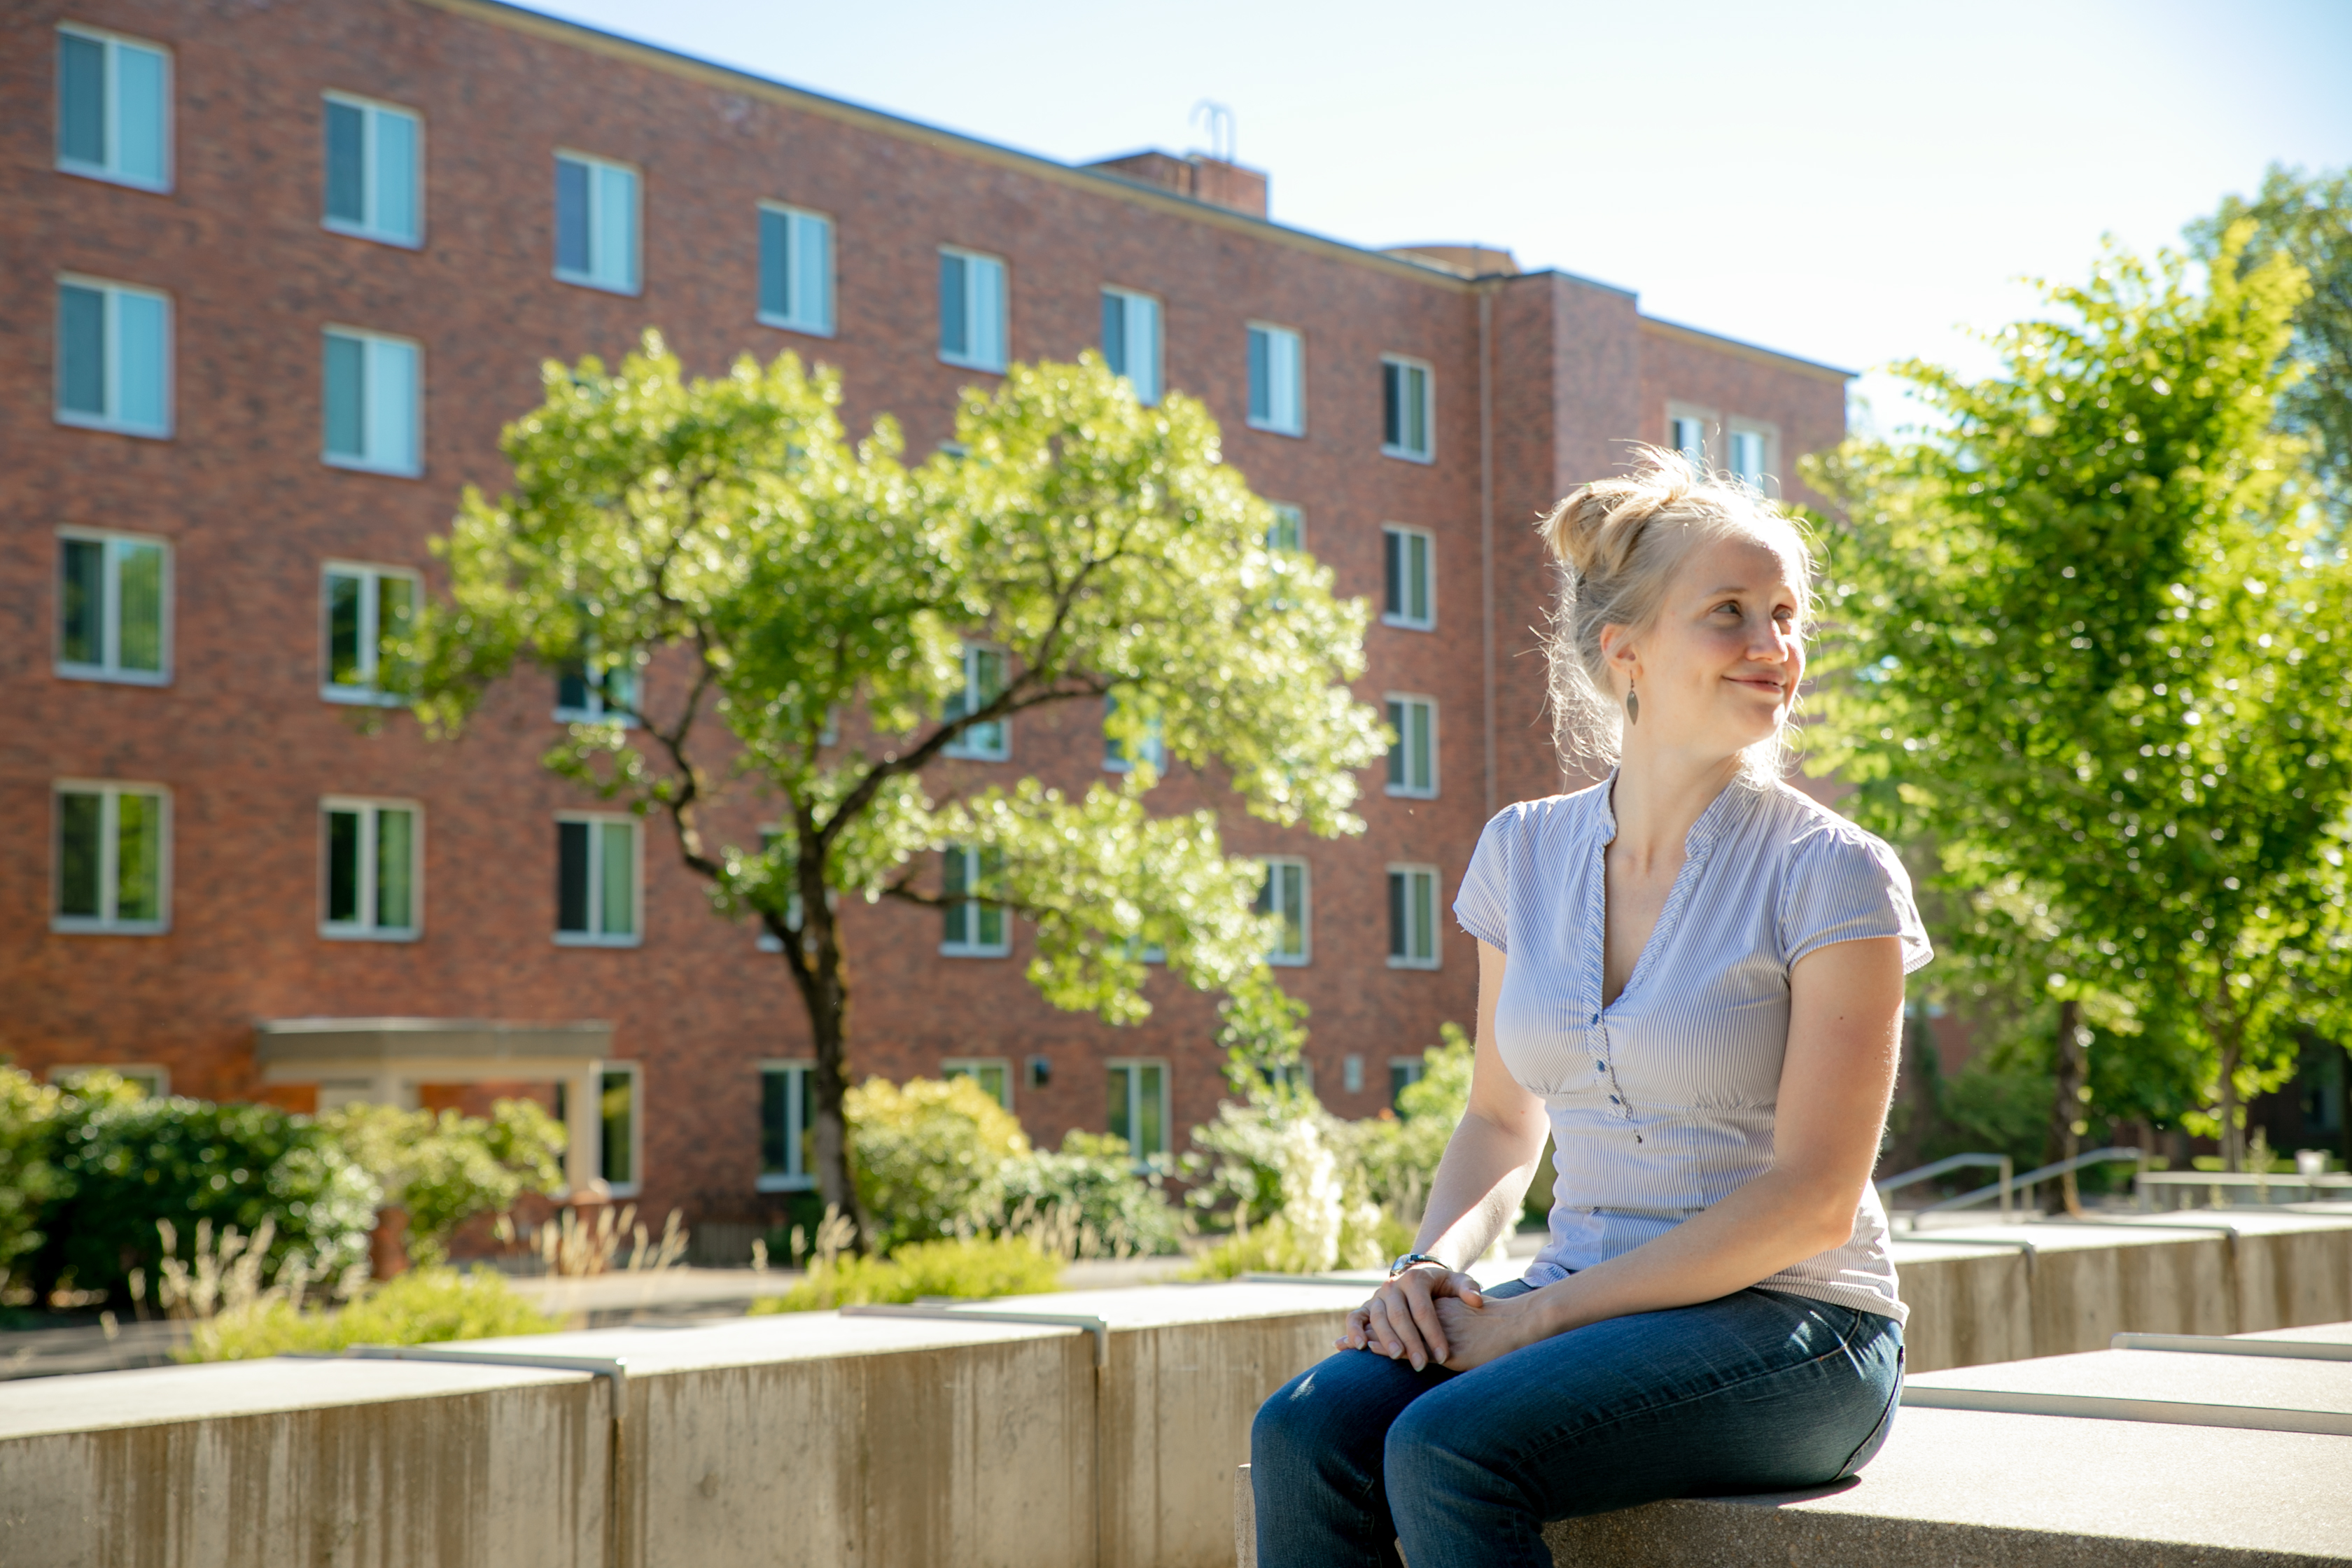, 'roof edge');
1637,316,1857,383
